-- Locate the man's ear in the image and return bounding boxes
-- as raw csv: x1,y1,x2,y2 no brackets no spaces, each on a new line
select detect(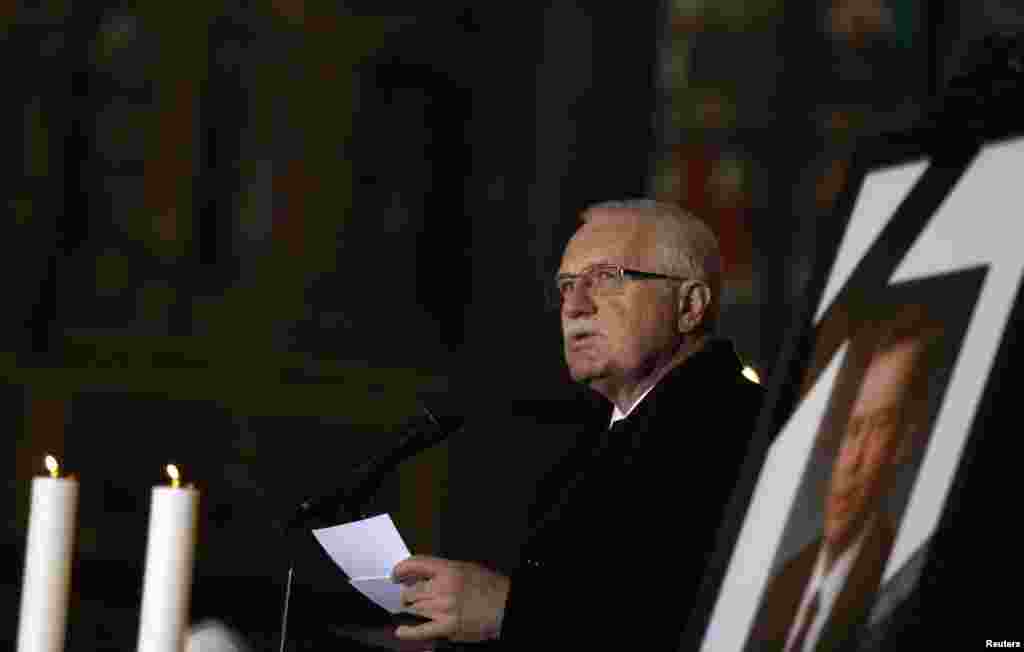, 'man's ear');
678,281,711,334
